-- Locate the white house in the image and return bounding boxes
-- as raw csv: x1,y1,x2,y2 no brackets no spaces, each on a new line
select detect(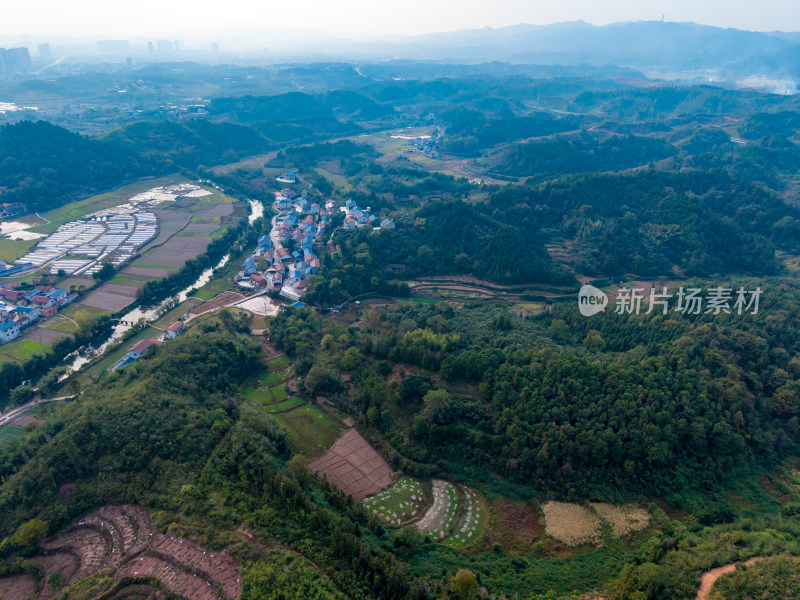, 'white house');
0,319,21,344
